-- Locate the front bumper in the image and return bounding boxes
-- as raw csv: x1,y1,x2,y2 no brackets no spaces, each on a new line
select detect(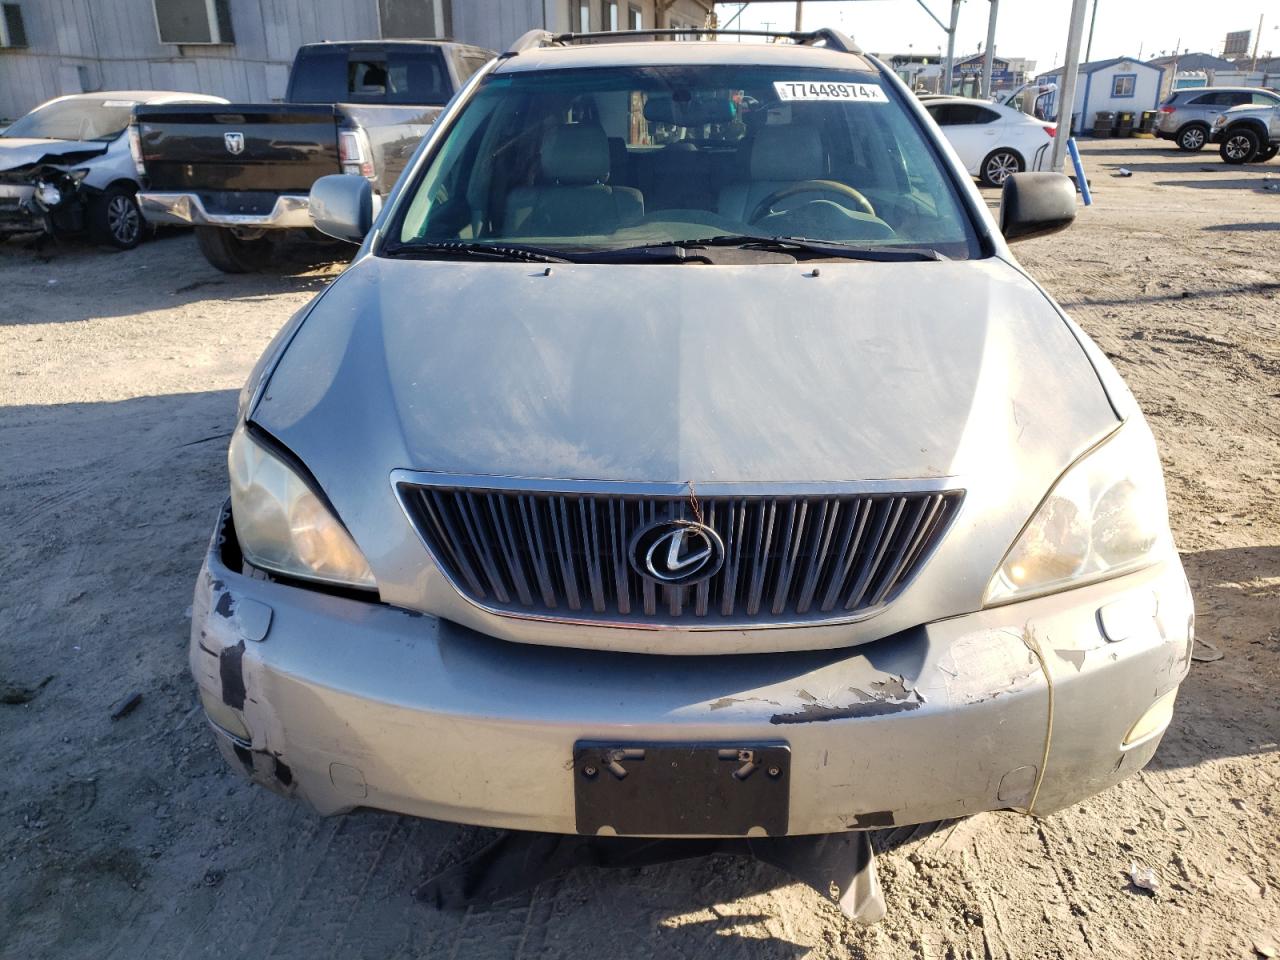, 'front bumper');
191,503,1193,836
0,183,40,232
137,191,313,229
